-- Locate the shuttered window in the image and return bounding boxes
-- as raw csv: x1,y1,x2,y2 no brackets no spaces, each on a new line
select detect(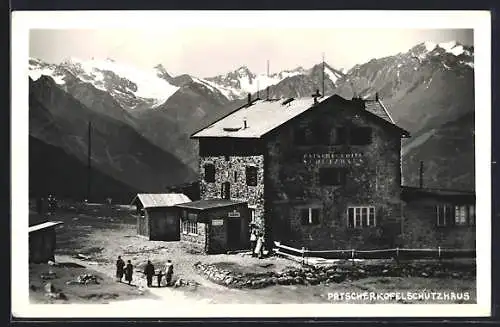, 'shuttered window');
204,163,215,183
246,166,258,186
300,208,320,225
319,168,346,186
